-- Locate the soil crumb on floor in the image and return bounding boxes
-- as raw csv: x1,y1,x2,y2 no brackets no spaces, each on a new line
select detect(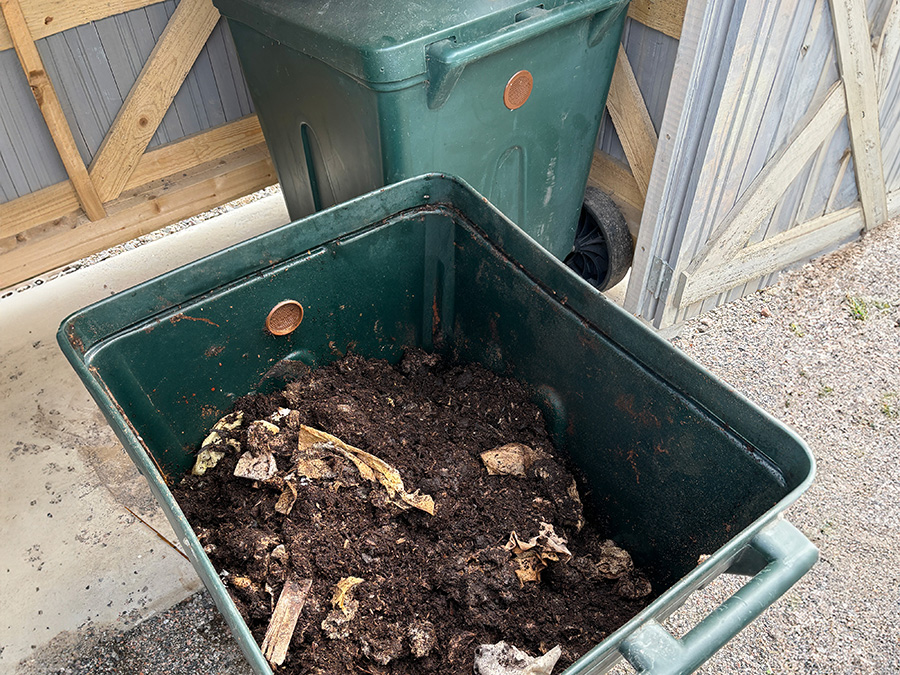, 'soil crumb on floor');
174,350,653,674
